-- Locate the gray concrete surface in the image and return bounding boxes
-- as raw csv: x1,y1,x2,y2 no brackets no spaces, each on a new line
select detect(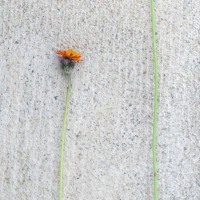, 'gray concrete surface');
0,0,200,199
